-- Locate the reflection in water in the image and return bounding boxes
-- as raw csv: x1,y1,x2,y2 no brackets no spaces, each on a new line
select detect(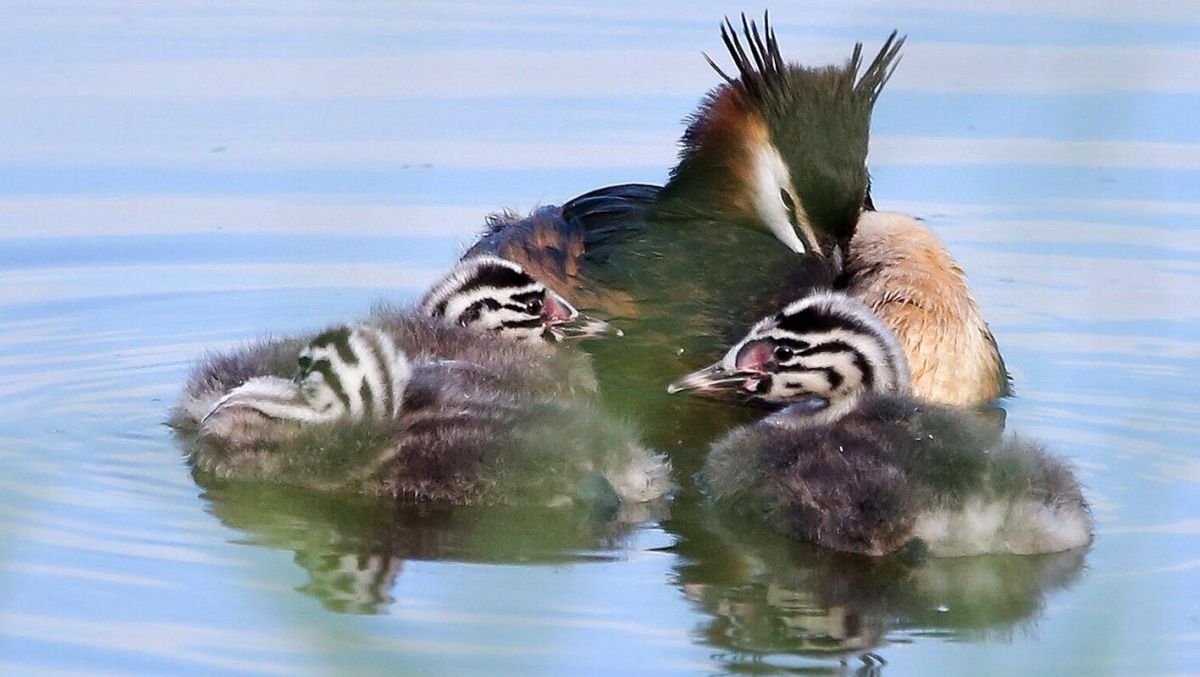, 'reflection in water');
670,501,1087,671
196,472,666,614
